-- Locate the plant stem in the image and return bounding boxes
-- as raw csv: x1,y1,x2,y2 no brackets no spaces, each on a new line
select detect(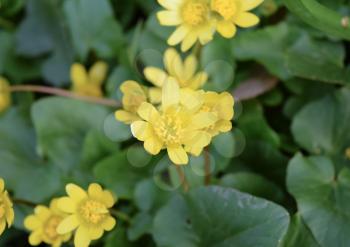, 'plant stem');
110,209,131,223
204,147,211,185
12,198,37,208
10,85,121,108
175,165,189,192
